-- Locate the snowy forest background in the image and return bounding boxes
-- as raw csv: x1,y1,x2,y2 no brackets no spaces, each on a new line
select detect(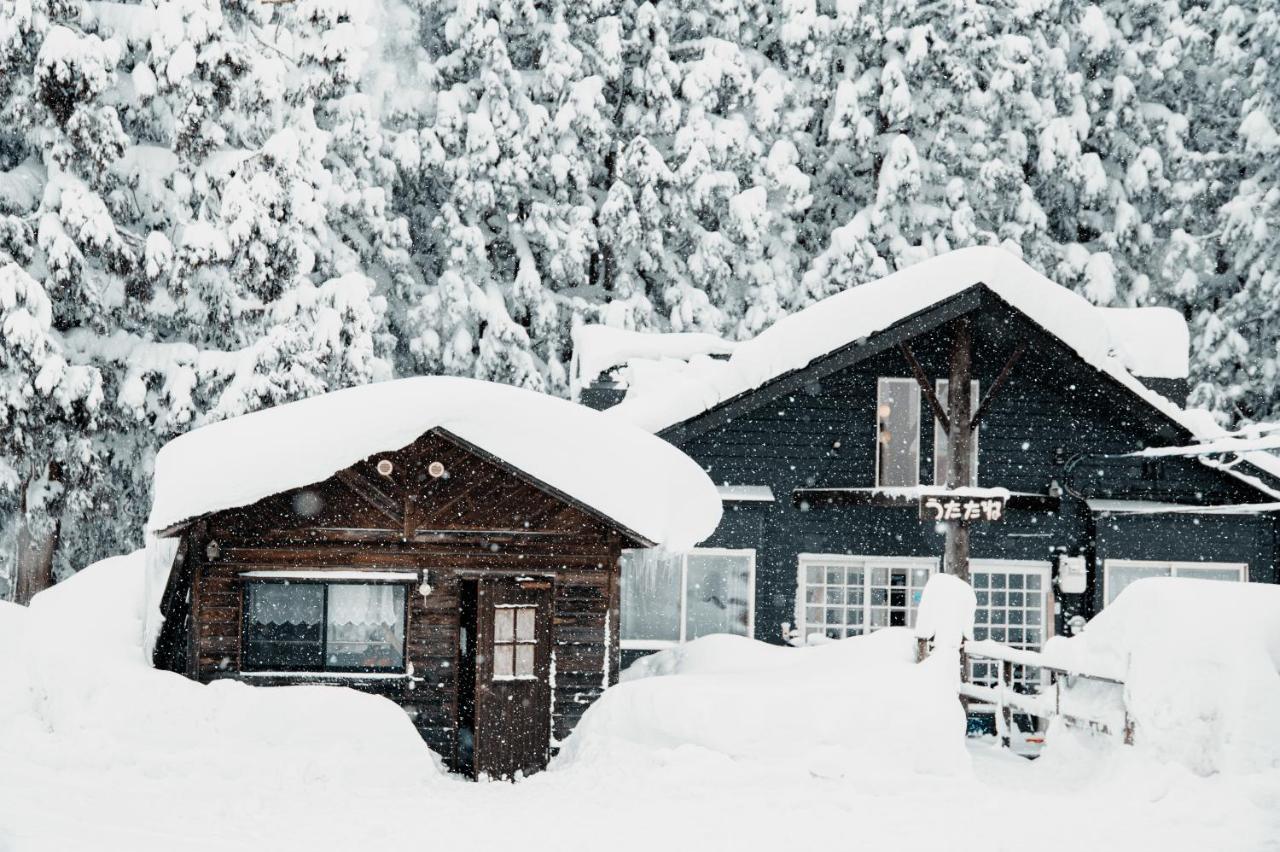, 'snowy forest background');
0,0,1278,591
